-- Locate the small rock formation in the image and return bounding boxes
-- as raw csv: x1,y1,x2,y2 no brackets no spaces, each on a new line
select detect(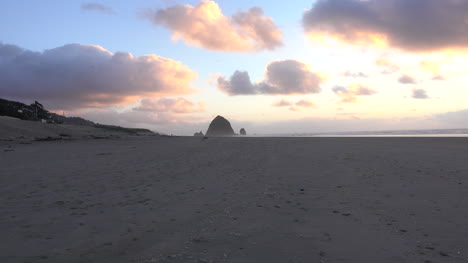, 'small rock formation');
240,128,246,136
206,115,235,137
194,131,204,137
